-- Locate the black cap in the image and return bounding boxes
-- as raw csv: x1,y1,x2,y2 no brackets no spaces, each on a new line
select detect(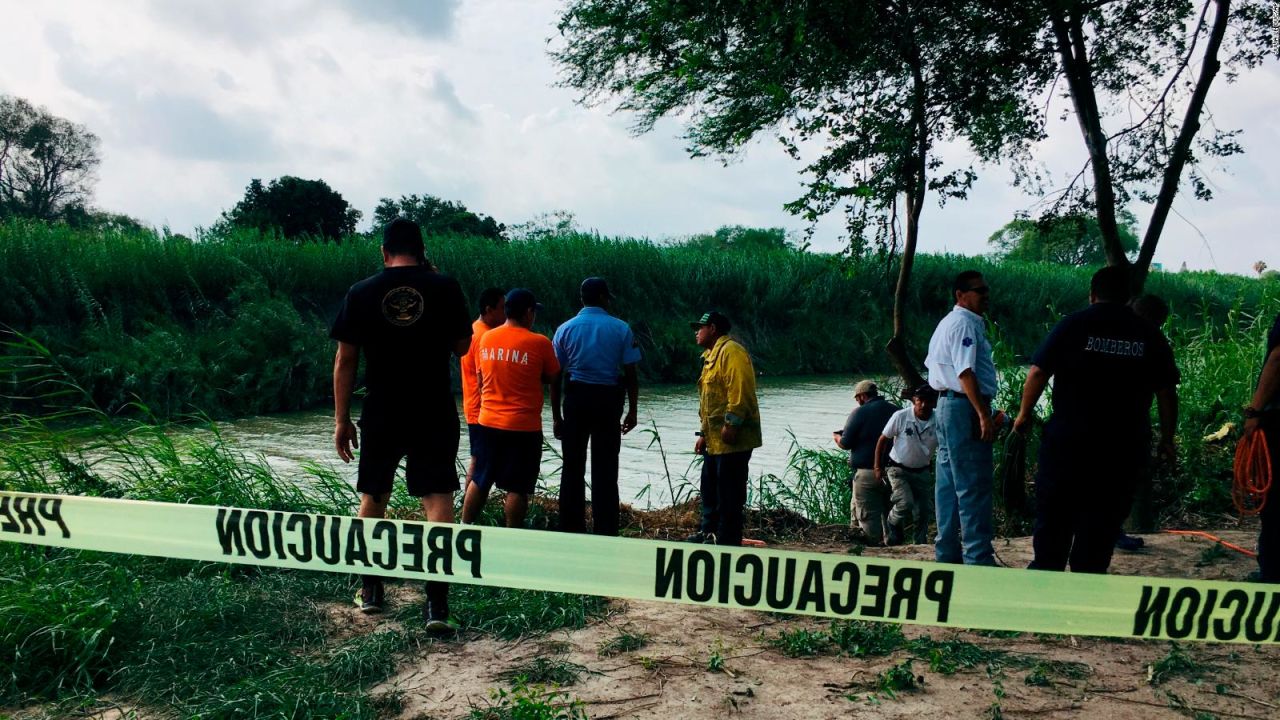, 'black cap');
382,217,426,262
910,384,938,401
580,277,612,304
689,311,731,333
505,288,543,316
